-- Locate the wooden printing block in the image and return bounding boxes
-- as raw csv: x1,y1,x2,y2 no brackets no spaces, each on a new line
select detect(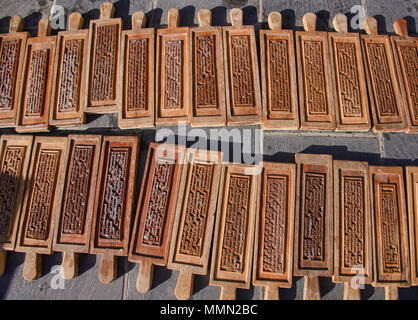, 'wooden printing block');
90,135,139,283
294,153,333,300
223,8,262,126
252,162,296,300
369,166,410,299
209,163,258,300
129,142,185,293
0,135,33,276
260,12,299,130
118,11,155,129
296,13,336,131
328,14,371,131
332,160,372,300
49,12,89,127
361,17,407,132
52,135,102,279
390,18,418,133
189,9,226,127
155,9,191,126
0,16,29,128
167,148,222,300
406,167,418,286
16,18,56,133
85,2,122,114
15,136,68,281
